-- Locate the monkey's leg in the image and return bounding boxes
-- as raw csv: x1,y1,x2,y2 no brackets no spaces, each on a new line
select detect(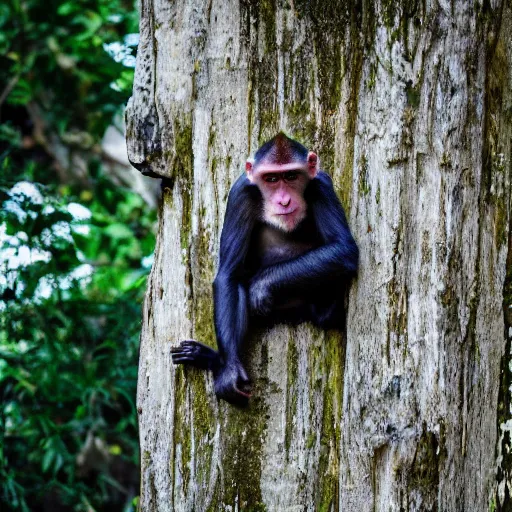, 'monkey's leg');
171,340,220,371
